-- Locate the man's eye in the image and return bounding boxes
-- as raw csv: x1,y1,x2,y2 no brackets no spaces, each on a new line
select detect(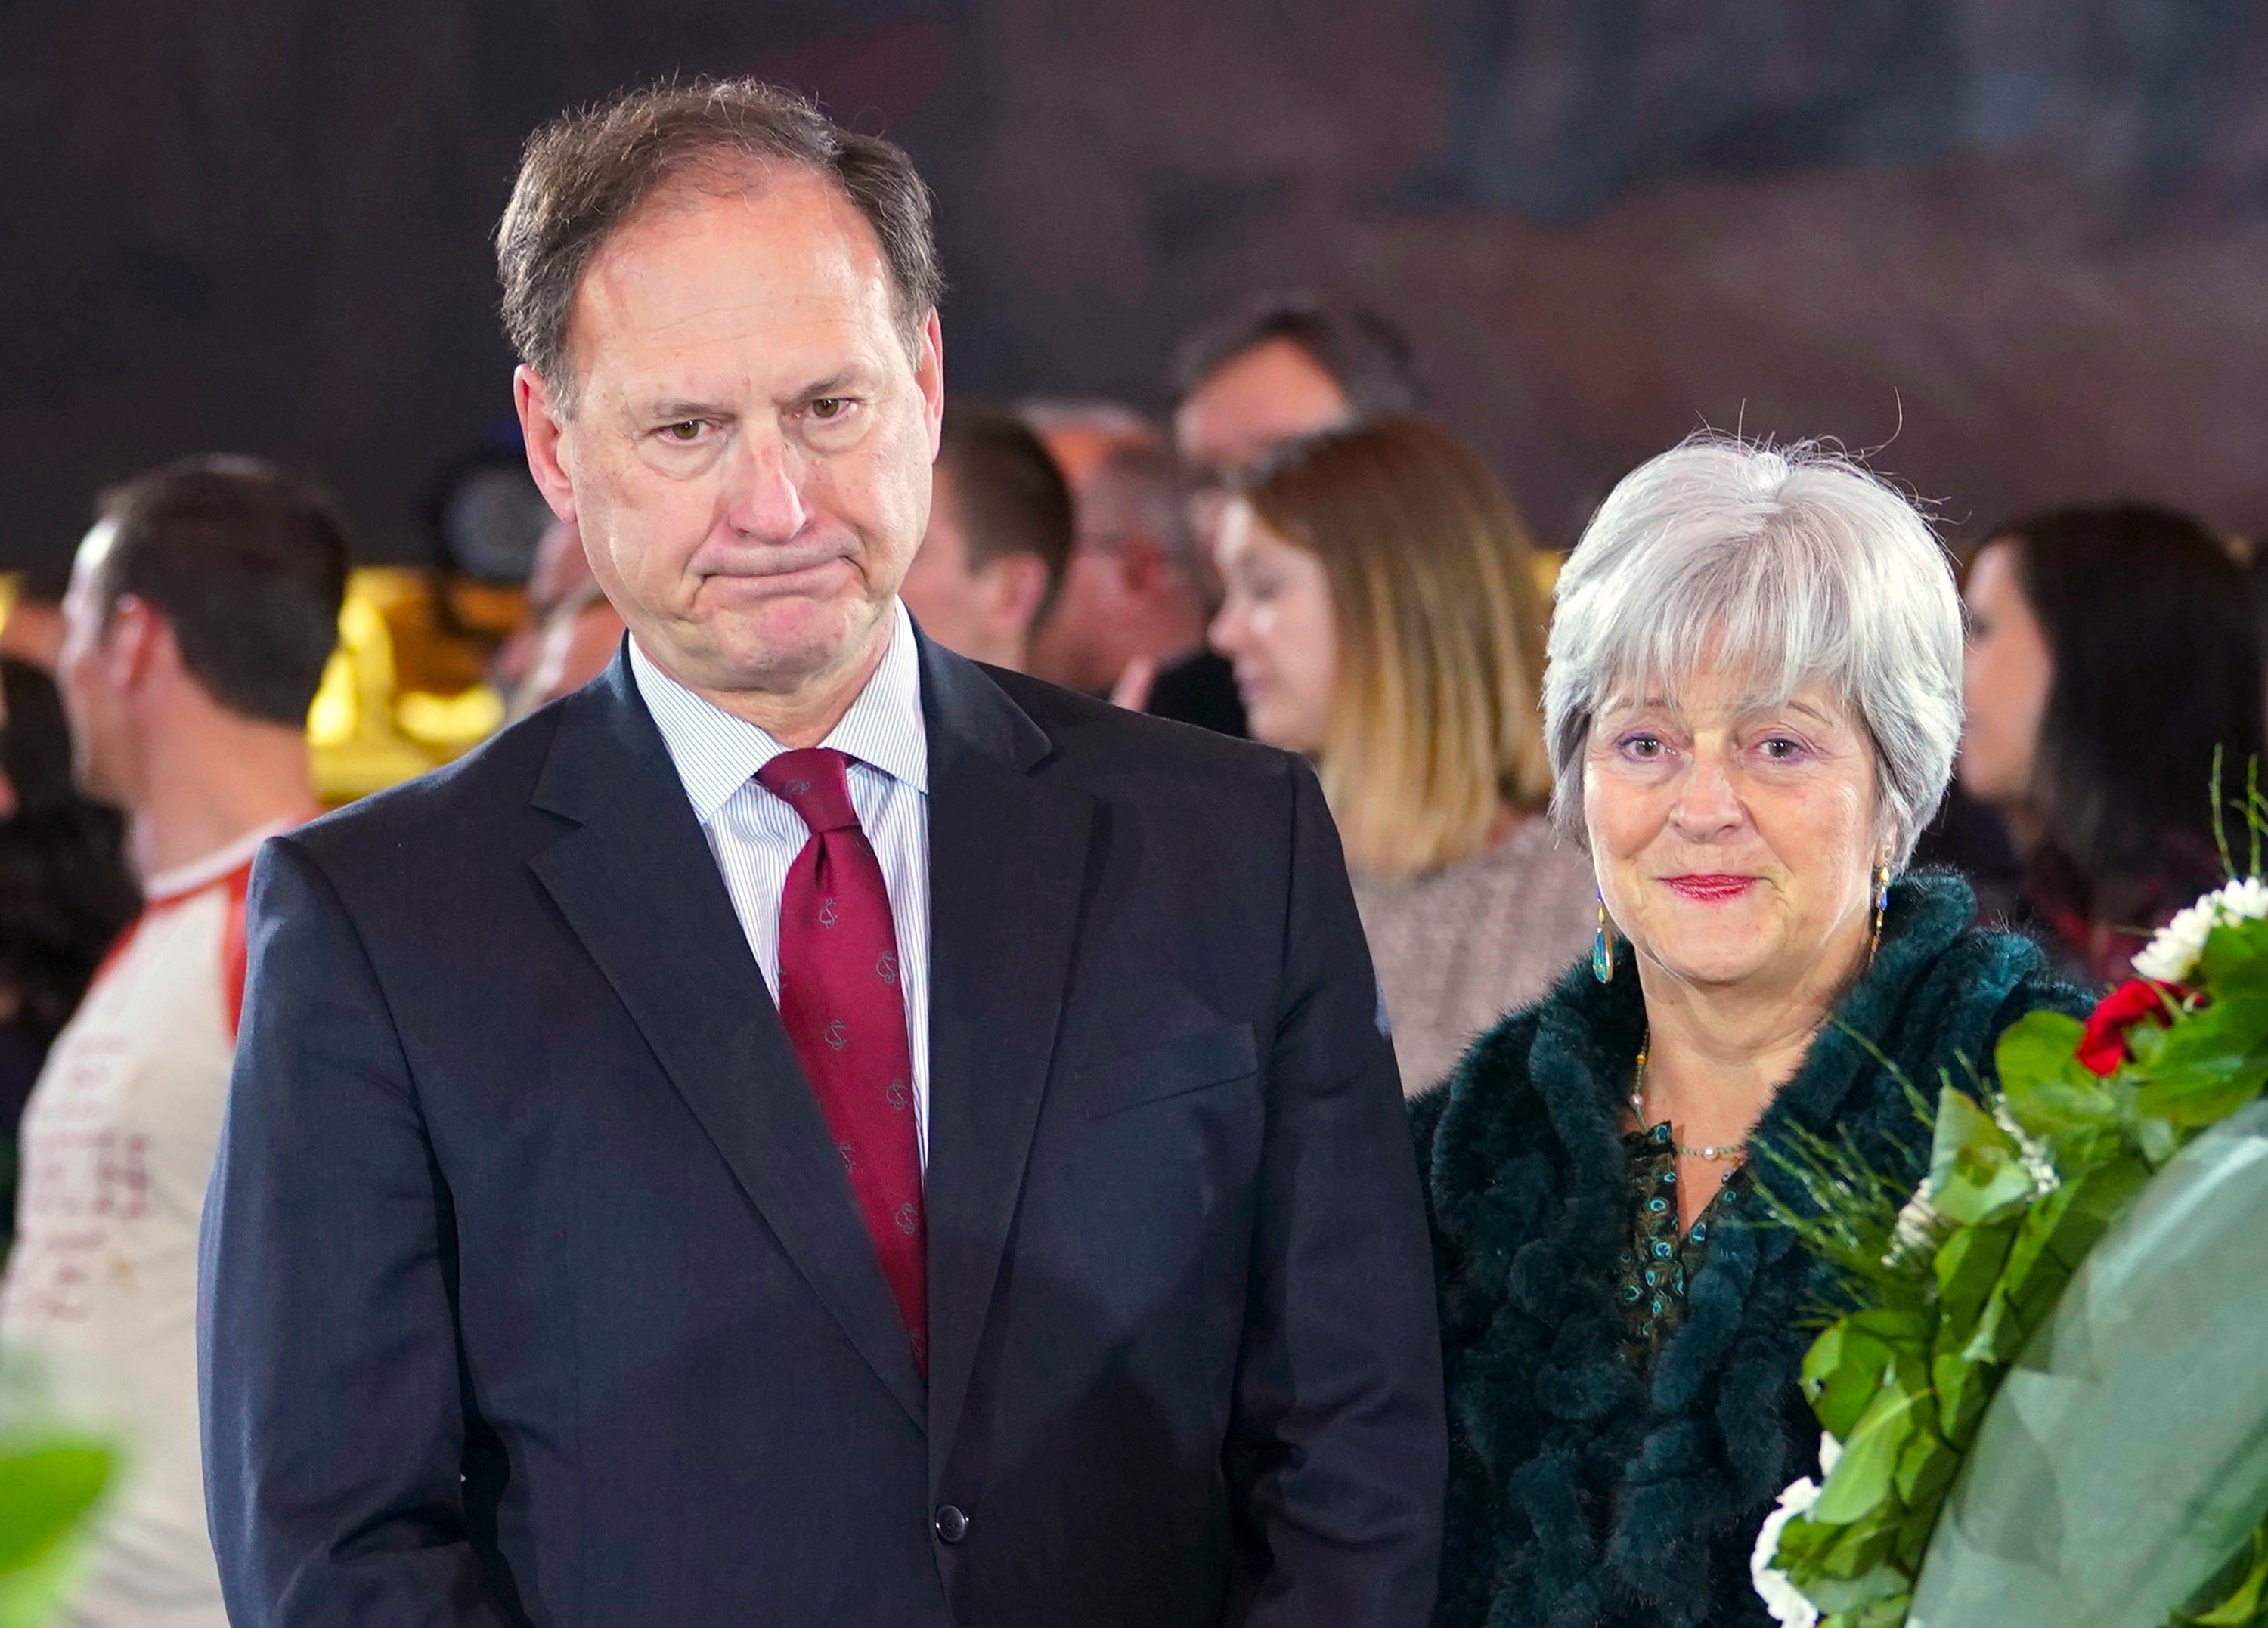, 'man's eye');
810,398,850,420
662,420,705,442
